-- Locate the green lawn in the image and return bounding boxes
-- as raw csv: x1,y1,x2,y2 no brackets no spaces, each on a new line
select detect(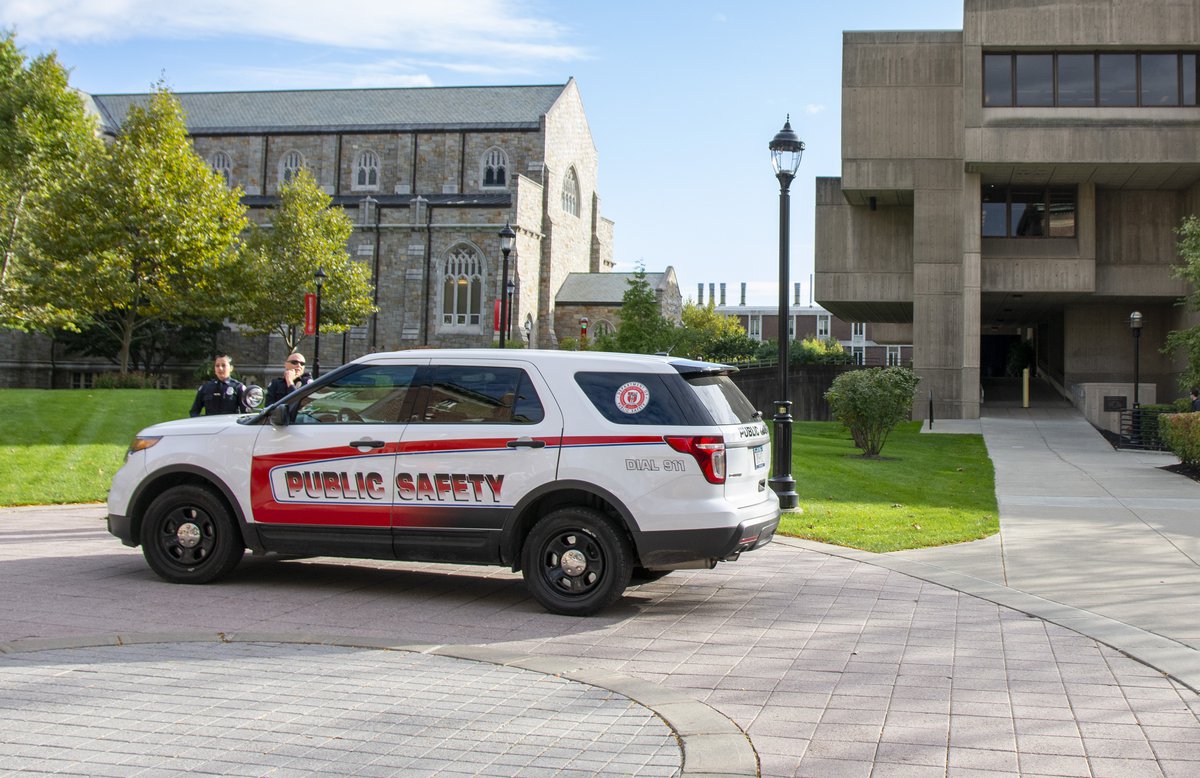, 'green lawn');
781,421,999,552
0,390,1000,554
0,389,195,505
